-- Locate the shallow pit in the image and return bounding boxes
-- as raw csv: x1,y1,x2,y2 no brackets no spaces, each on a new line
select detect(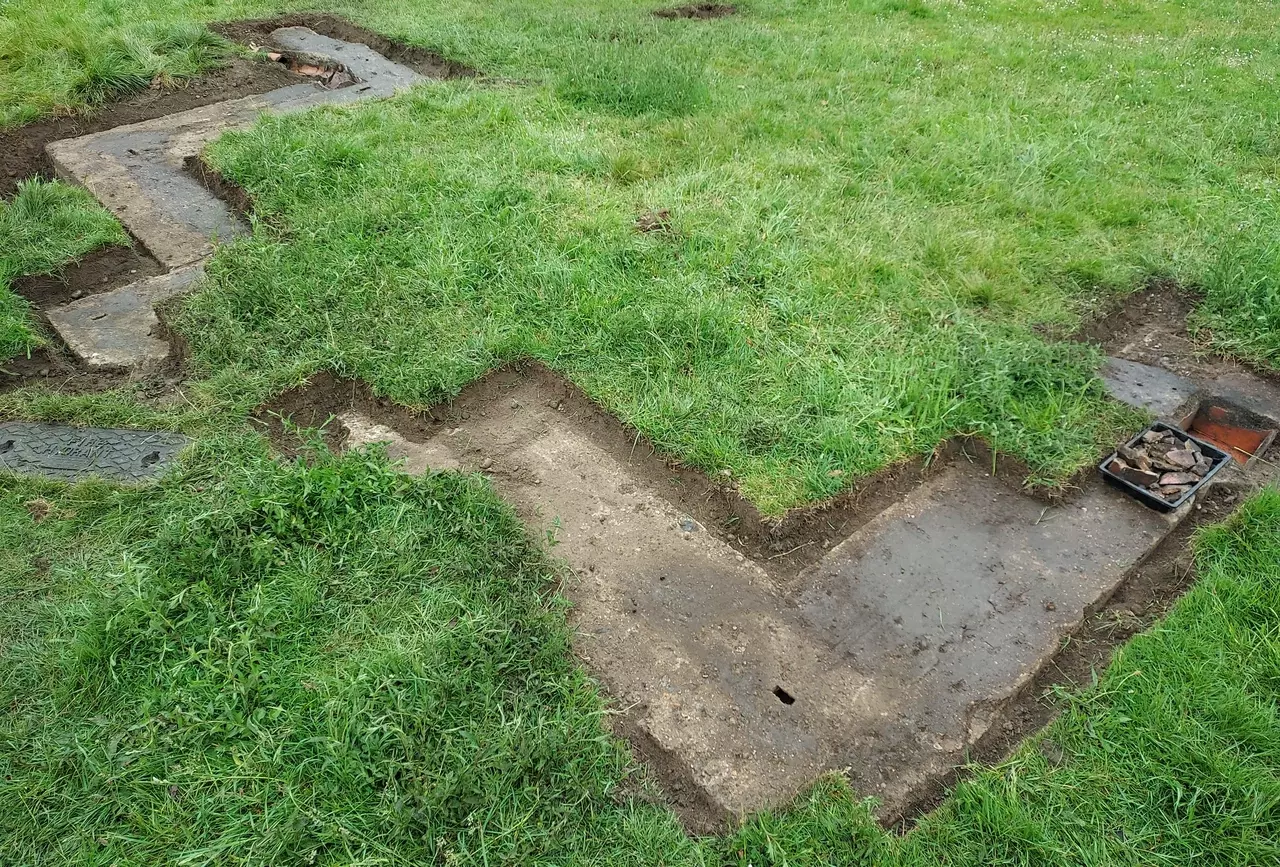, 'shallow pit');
654,3,739,19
